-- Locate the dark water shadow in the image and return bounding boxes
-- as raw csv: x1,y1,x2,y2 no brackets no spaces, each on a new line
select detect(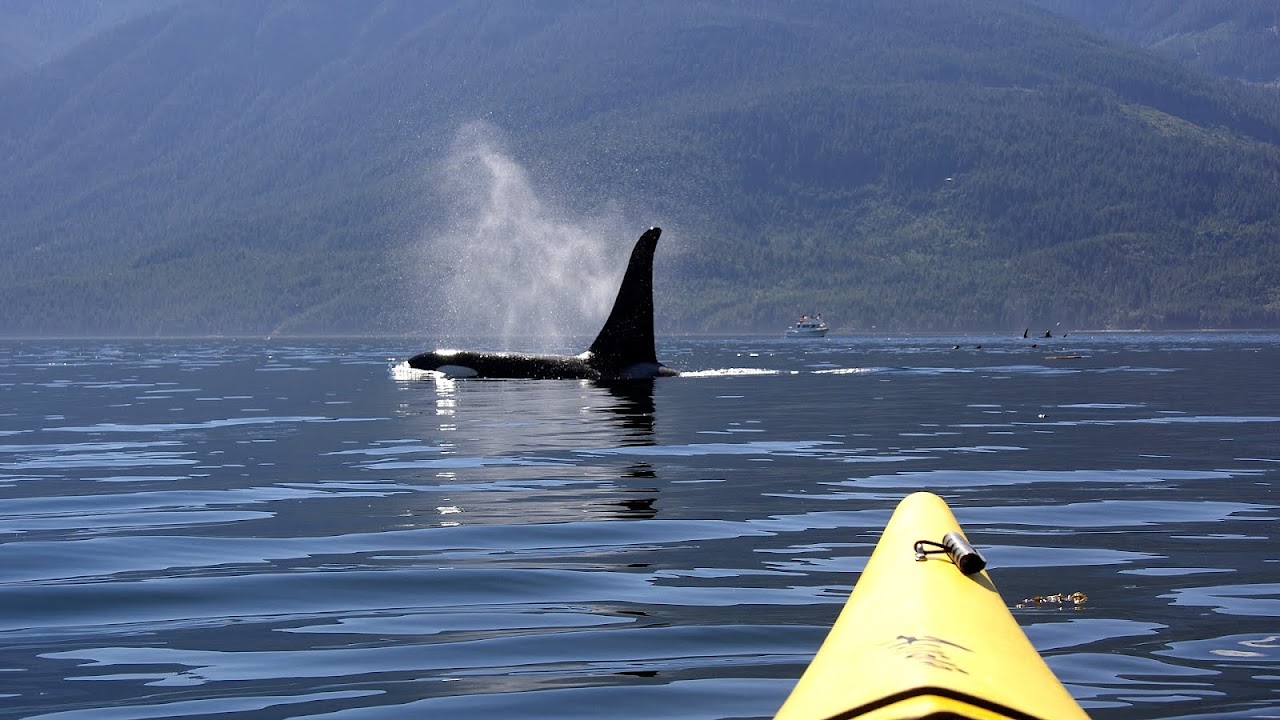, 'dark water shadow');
594,378,657,446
